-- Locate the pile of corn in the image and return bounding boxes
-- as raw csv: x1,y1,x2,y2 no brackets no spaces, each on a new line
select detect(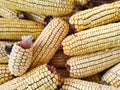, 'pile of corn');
0,0,120,90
